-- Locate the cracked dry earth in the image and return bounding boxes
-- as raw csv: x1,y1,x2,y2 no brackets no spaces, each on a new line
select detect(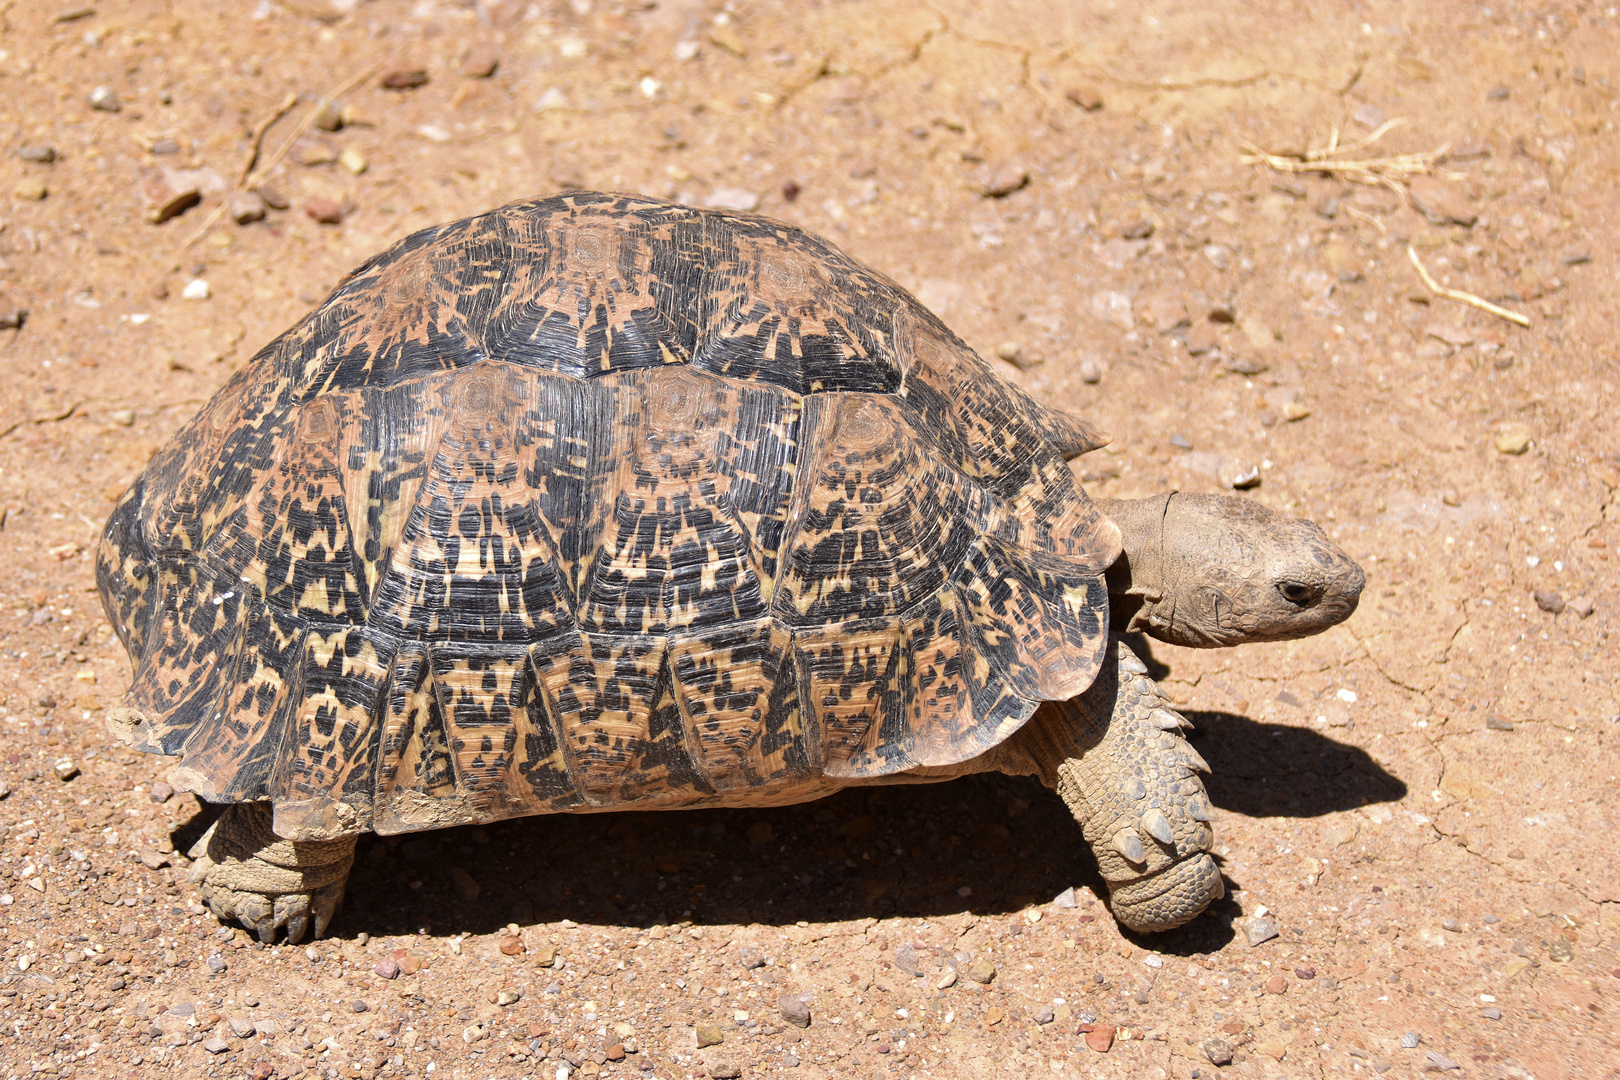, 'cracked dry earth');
0,1,1617,1079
